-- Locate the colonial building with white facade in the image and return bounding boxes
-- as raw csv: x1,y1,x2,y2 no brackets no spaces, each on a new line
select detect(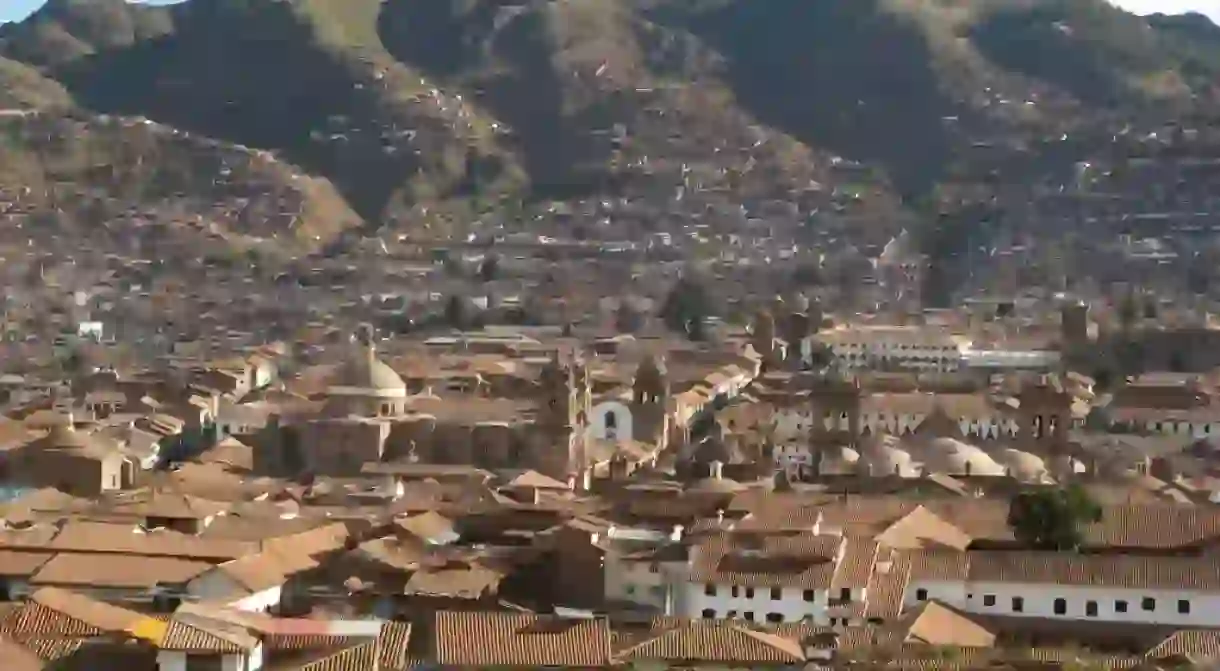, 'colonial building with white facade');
819,325,970,373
